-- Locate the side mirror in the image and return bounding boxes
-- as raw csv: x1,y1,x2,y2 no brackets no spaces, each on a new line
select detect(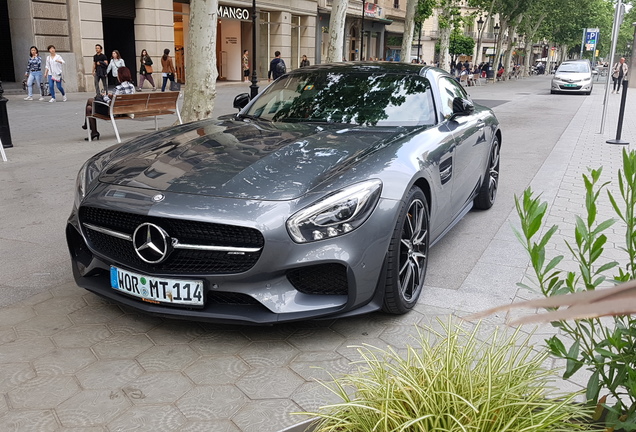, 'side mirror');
452,97,474,117
233,93,251,110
